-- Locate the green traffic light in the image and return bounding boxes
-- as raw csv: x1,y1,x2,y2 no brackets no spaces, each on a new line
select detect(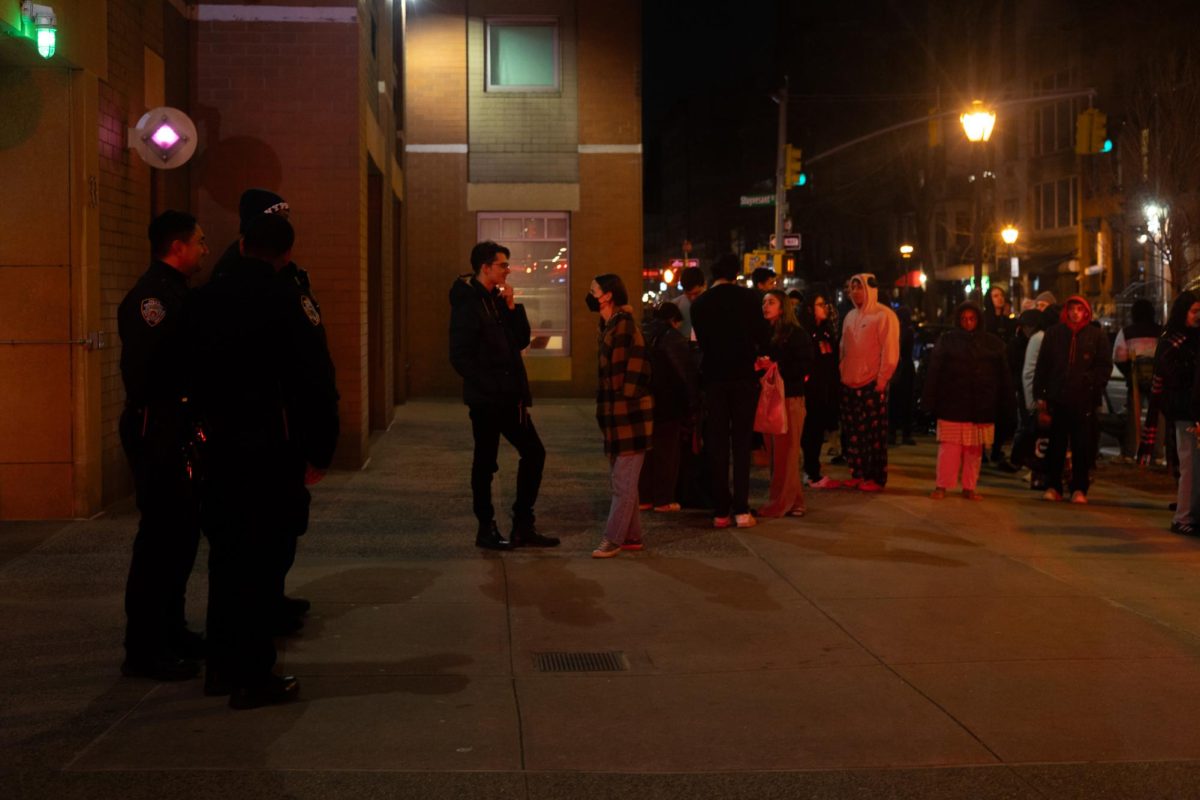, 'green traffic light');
796,172,807,187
